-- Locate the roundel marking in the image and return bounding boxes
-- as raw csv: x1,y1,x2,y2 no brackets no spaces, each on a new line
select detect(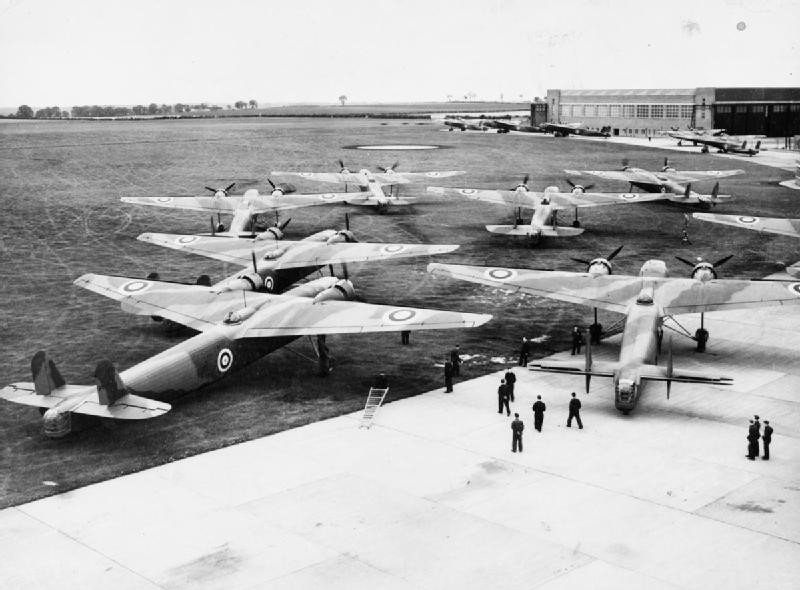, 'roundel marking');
384,308,417,323
217,348,233,373
788,283,800,297
319,193,337,200
619,193,638,200
120,280,151,294
426,171,441,177
382,244,405,254
177,235,200,245
485,268,518,281
156,197,172,203
736,216,759,225
264,275,275,292
459,188,477,195
299,172,313,177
